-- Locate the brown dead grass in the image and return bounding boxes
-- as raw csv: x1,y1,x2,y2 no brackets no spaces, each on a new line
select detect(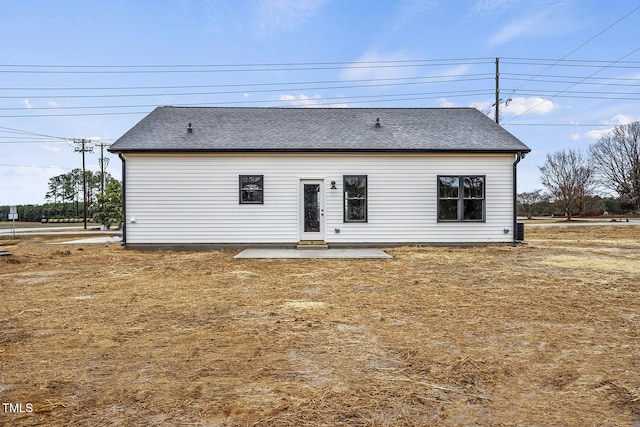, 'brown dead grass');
0,226,639,426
